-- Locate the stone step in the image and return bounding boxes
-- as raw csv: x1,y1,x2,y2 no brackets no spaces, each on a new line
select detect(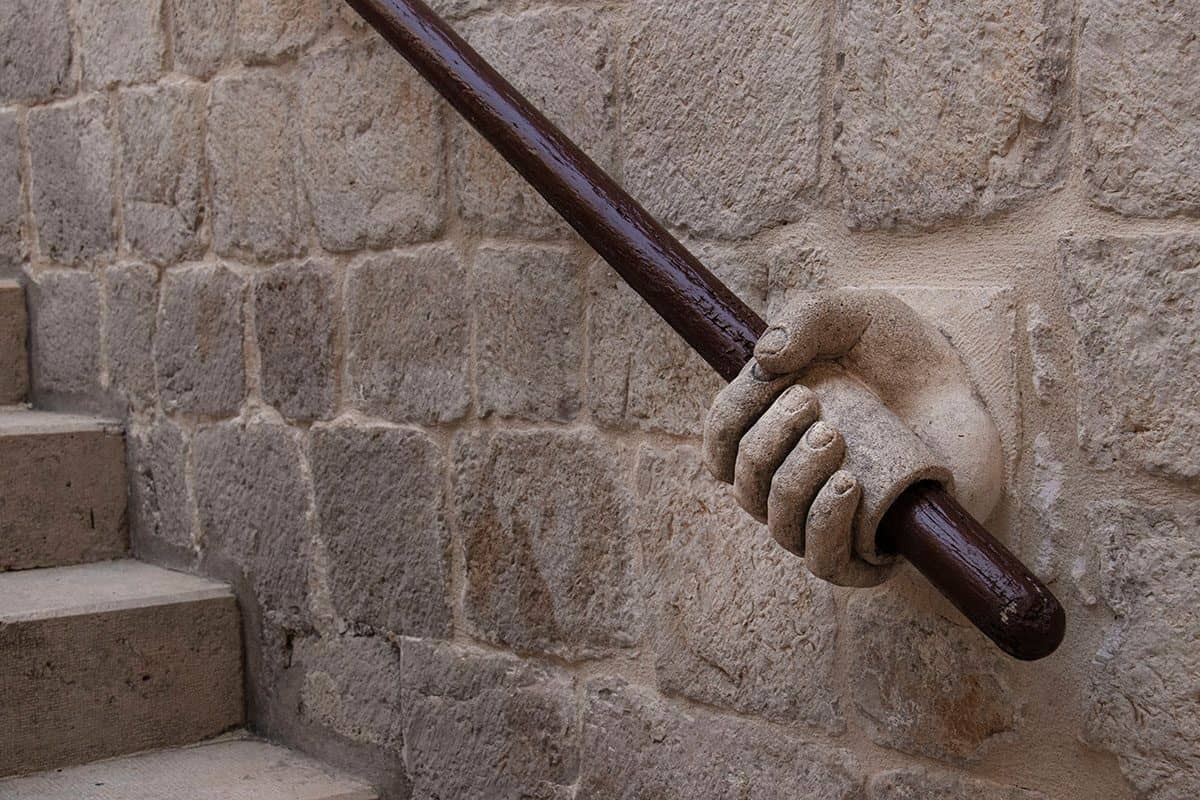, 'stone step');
0,408,128,571
0,560,245,777
0,736,378,799
0,281,27,405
